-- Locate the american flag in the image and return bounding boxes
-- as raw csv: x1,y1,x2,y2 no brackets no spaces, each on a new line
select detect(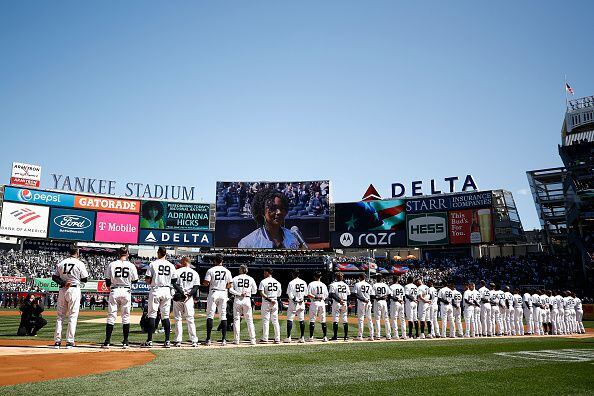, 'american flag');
565,82,574,95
